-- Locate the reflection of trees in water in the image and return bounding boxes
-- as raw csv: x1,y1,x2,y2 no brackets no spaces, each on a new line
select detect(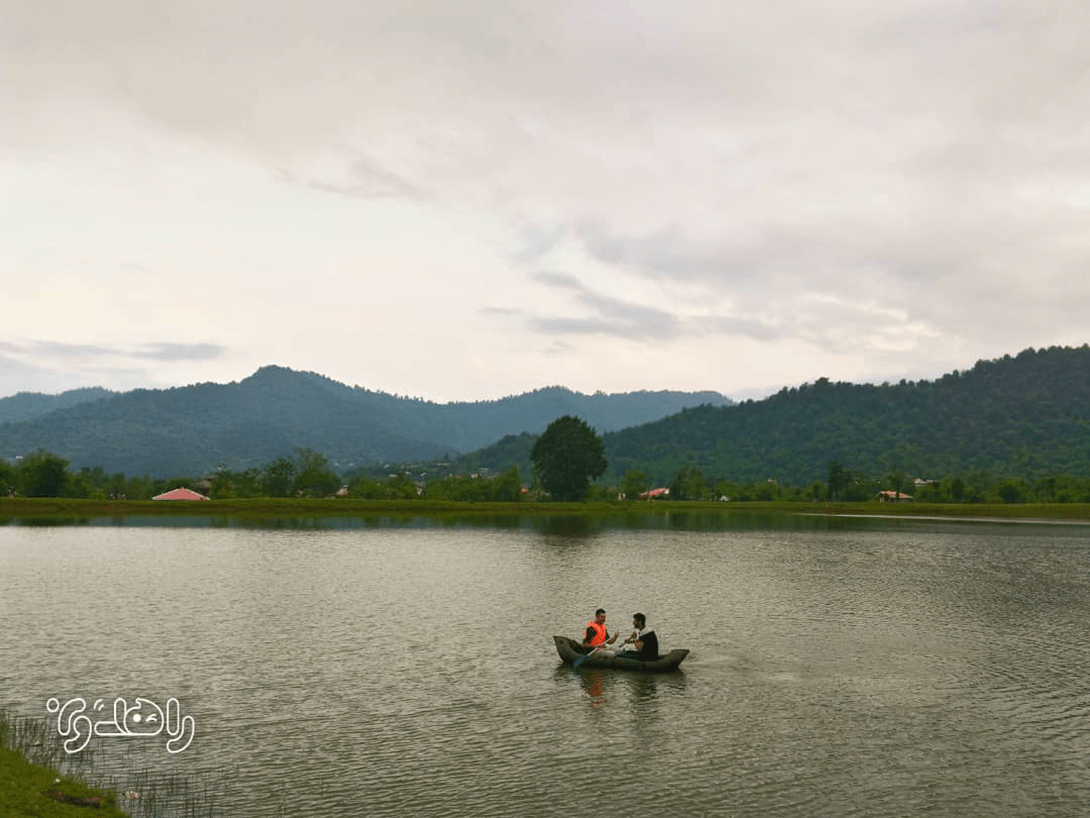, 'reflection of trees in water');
12,516,92,527
531,515,603,537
